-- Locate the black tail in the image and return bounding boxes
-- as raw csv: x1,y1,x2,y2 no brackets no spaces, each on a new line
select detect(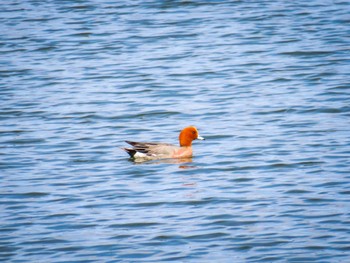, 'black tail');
123,148,136,157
